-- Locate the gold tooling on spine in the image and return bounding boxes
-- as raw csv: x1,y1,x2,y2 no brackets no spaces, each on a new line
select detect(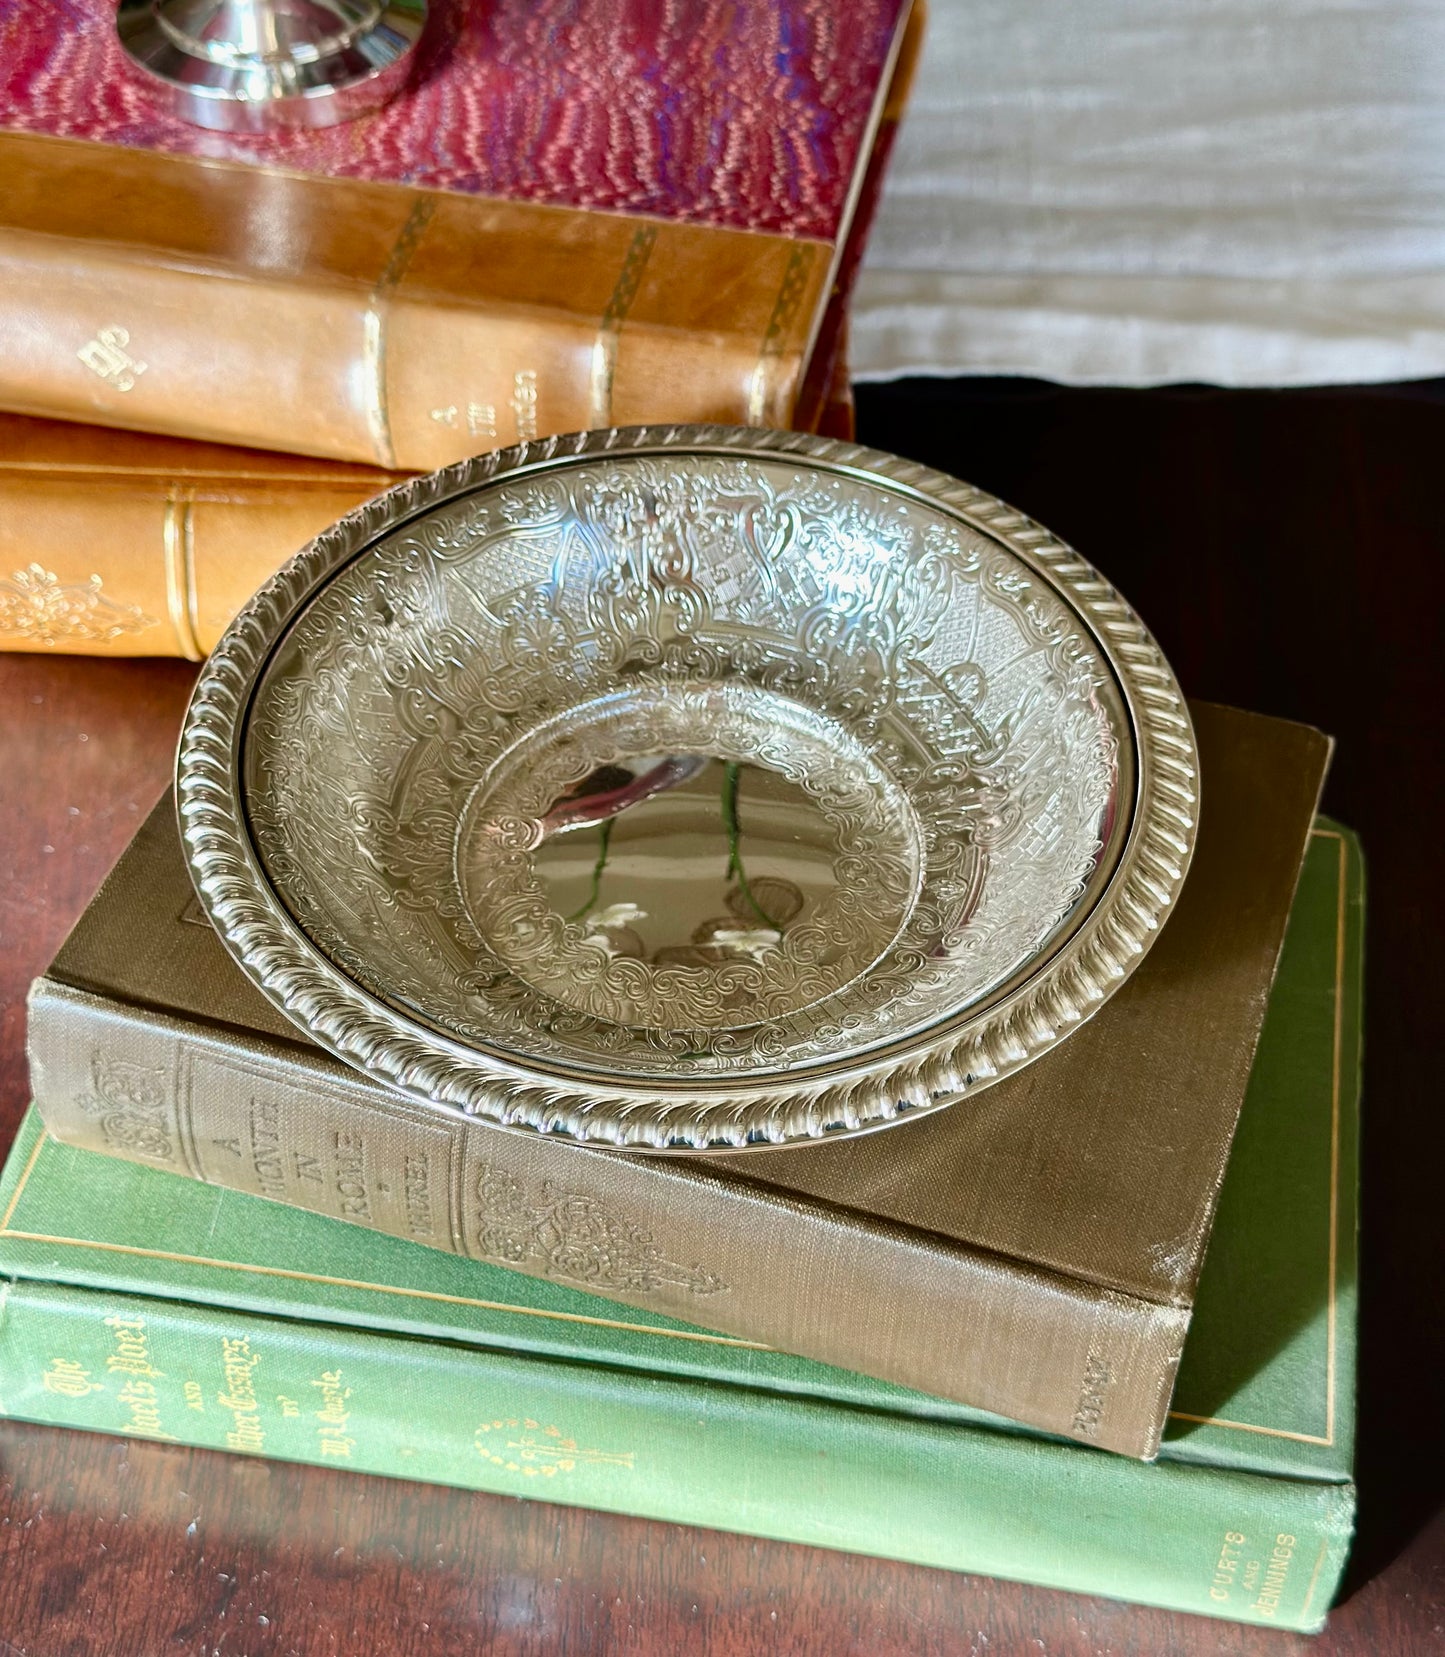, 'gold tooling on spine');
589,224,659,427
364,197,437,469
747,242,817,425
162,486,203,661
